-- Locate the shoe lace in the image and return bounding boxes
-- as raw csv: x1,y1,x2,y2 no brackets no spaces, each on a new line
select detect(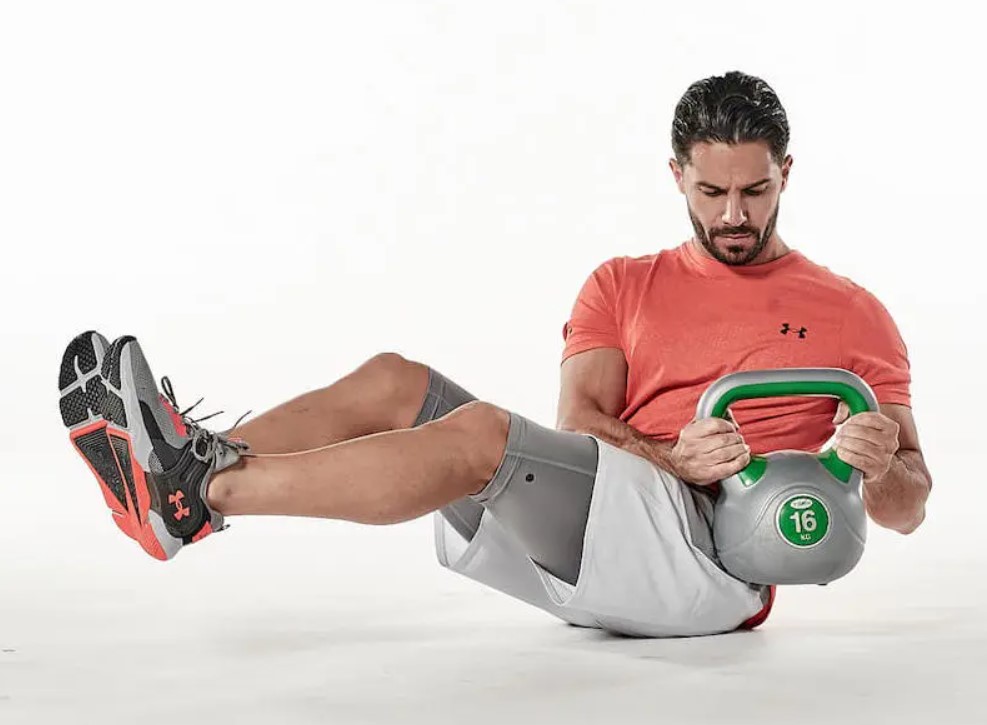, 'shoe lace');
160,375,252,464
